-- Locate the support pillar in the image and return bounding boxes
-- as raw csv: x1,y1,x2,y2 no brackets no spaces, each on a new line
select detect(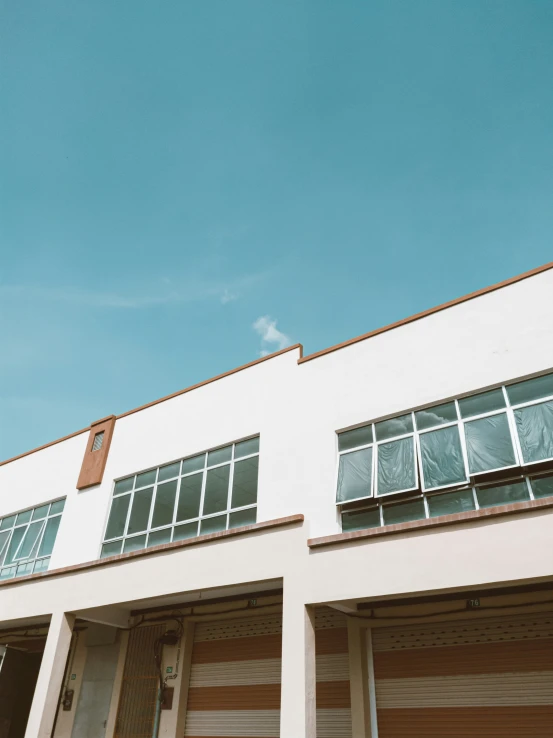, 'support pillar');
25,611,75,738
347,619,371,737
280,587,316,738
